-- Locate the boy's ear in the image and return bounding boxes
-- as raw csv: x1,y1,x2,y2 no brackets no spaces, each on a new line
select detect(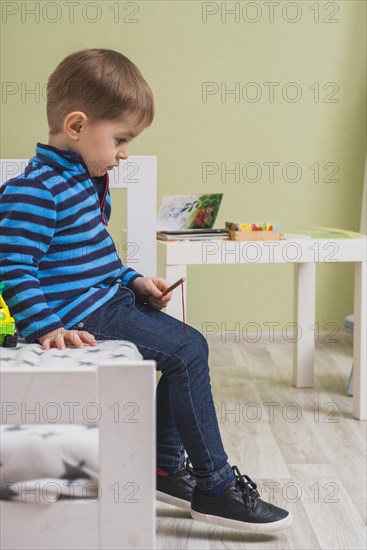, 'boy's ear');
63,111,88,140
